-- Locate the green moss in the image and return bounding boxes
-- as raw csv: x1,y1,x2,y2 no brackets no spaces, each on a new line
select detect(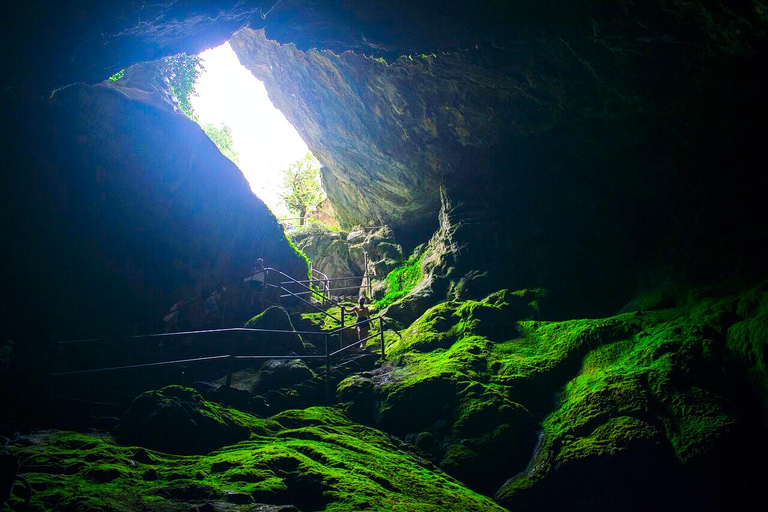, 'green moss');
8,407,503,511
284,231,312,280
107,69,124,82
375,254,424,309
342,282,768,498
